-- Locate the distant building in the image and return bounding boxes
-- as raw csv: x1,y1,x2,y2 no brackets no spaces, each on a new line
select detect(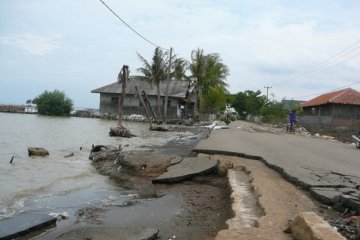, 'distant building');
24,104,37,113
281,99,306,111
91,77,195,118
299,88,360,137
